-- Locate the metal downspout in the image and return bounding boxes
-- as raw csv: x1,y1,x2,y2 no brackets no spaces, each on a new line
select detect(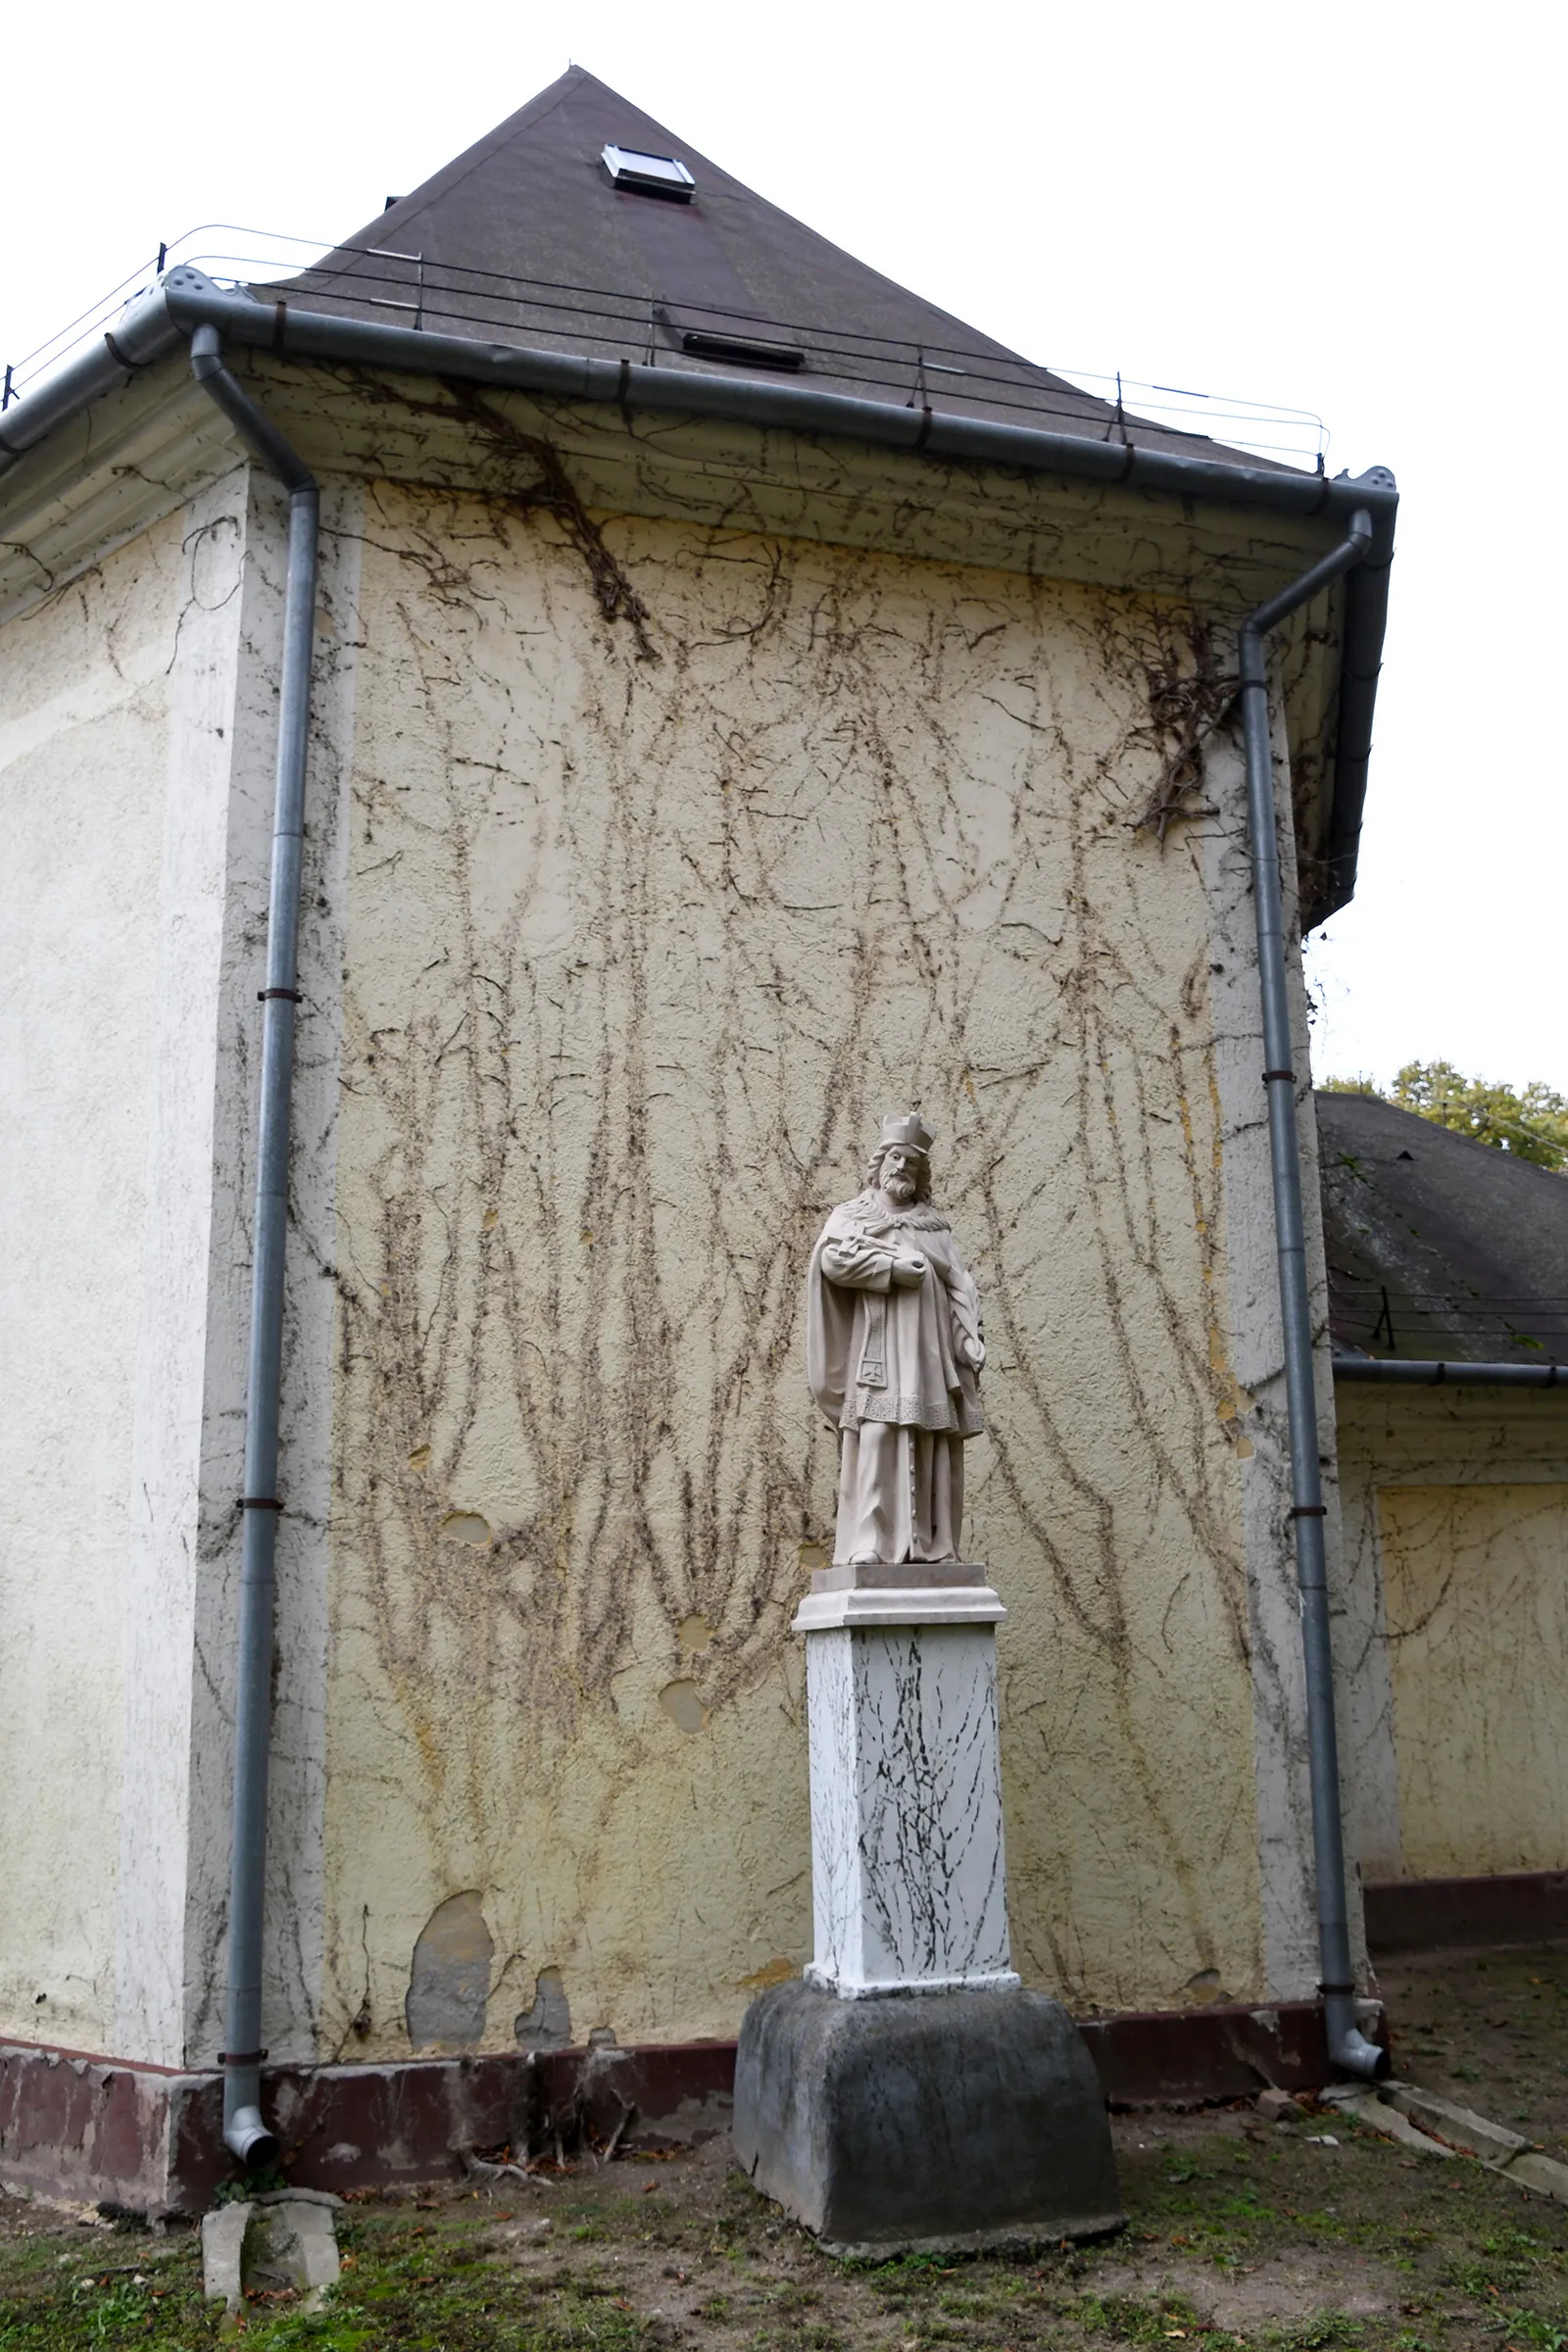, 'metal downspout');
189,322,319,2165
1239,514,1390,2082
